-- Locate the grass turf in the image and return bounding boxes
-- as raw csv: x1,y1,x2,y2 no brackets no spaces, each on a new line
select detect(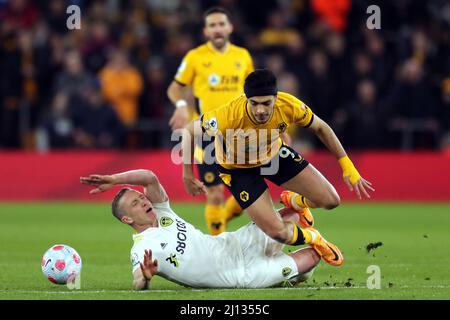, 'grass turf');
0,202,449,300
